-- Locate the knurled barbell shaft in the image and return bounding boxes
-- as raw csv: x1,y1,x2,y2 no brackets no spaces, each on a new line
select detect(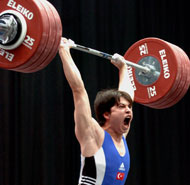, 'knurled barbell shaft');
71,44,151,74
